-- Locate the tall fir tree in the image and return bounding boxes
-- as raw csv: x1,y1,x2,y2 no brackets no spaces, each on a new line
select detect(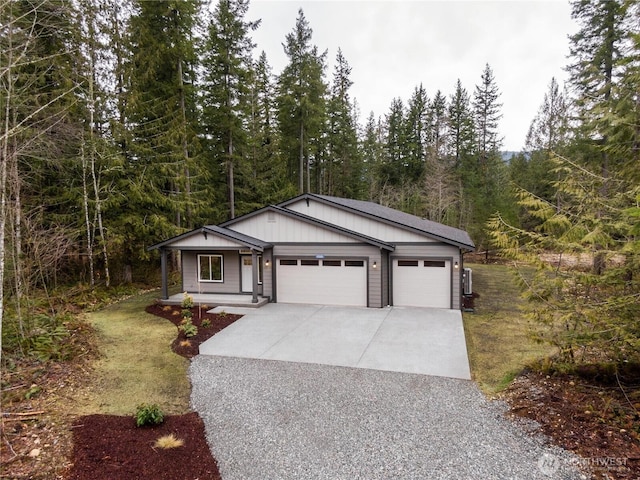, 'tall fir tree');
512,77,570,222
325,48,361,198
447,79,475,228
244,51,295,209
121,0,203,278
360,113,386,202
473,63,503,169
471,64,511,251
403,84,428,182
276,9,328,194
201,0,259,219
